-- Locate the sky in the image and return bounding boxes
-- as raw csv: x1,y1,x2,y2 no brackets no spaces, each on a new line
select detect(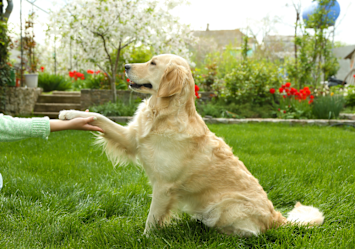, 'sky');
5,0,355,45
